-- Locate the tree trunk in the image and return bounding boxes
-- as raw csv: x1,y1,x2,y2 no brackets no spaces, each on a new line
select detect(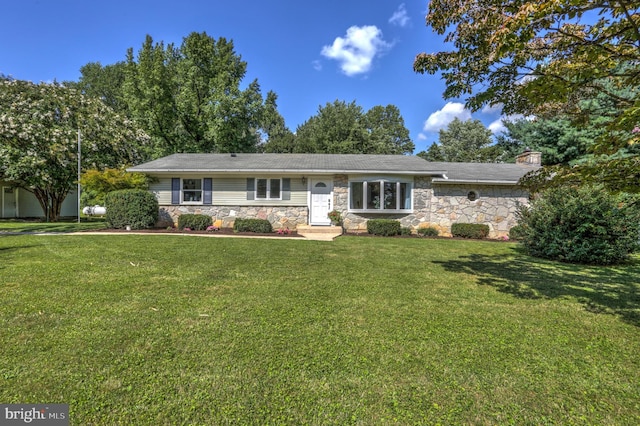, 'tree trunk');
29,187,68,222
